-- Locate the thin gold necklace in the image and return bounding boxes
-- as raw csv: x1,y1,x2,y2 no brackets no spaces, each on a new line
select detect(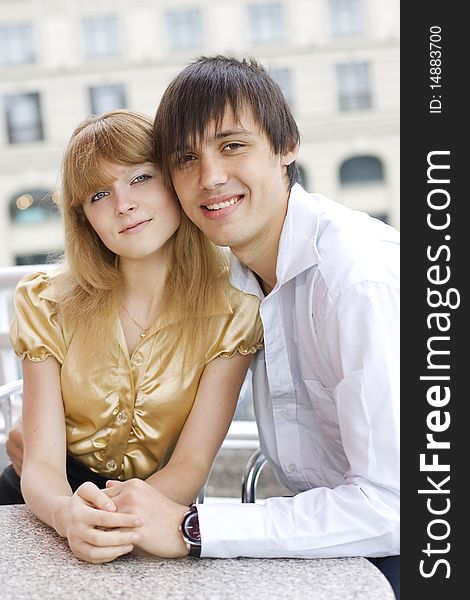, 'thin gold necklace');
121,304,149,339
